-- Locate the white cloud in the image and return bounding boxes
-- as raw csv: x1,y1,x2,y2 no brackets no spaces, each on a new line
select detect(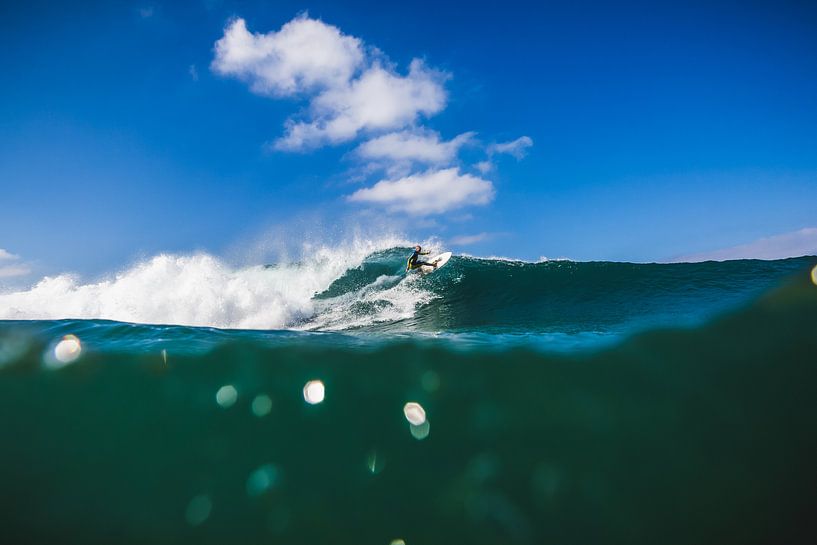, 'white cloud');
213,17,447,150
0,249,18,261
212,16,364,97
347,168,494,215
273,60,447,150
674,227,817,262
475,161,493,174
0,249,29,278
0,265,30,279
489,136,533,159
450,232,491,245
213,14,531,217
189,64,199,81
356,129,474,165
